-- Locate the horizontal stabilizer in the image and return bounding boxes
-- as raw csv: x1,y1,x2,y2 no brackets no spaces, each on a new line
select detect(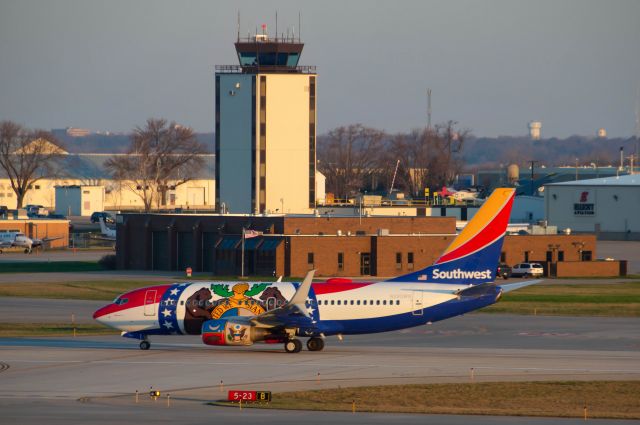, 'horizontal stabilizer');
499,279,542,293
